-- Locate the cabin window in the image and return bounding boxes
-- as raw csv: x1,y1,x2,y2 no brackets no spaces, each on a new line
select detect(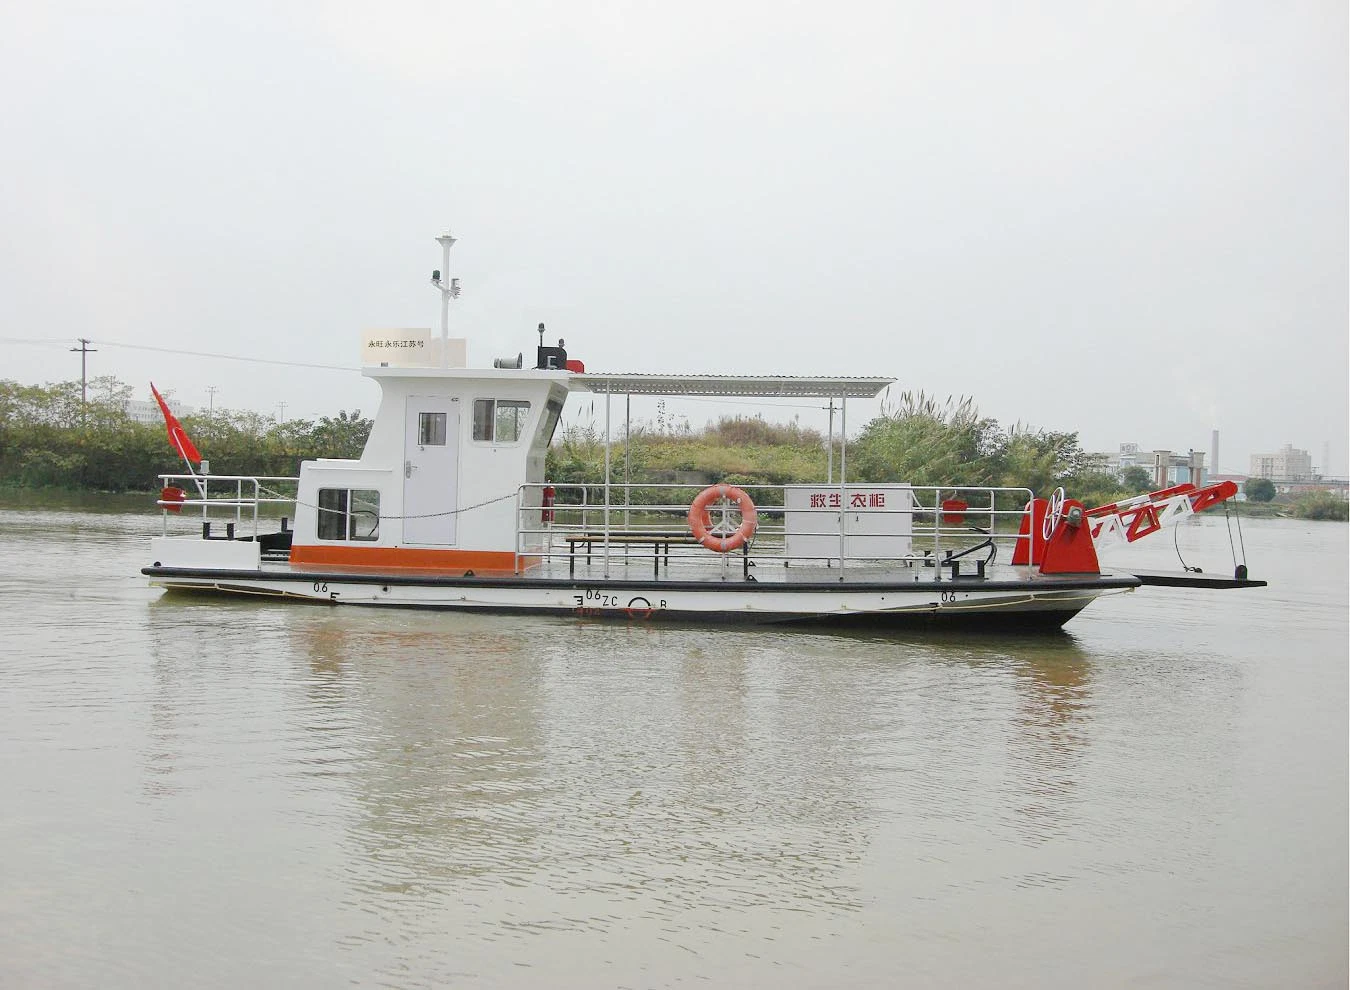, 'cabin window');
472,399,531,443
317,488,381,541
538,397,564,446
418,412,447,446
